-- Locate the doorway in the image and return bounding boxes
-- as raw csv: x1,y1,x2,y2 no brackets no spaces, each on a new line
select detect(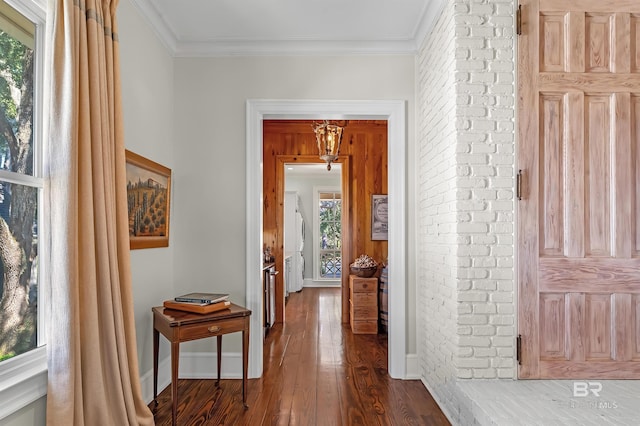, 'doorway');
284,163,343,293
246,100,407,379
